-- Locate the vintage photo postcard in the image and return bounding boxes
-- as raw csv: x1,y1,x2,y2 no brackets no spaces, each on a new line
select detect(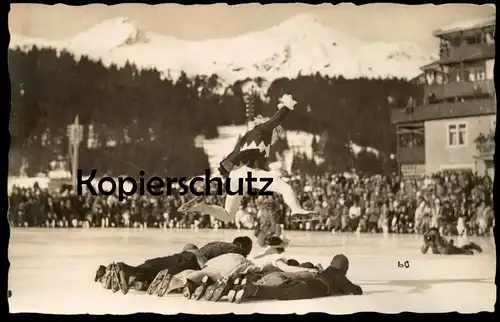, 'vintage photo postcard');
7,3,496,314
